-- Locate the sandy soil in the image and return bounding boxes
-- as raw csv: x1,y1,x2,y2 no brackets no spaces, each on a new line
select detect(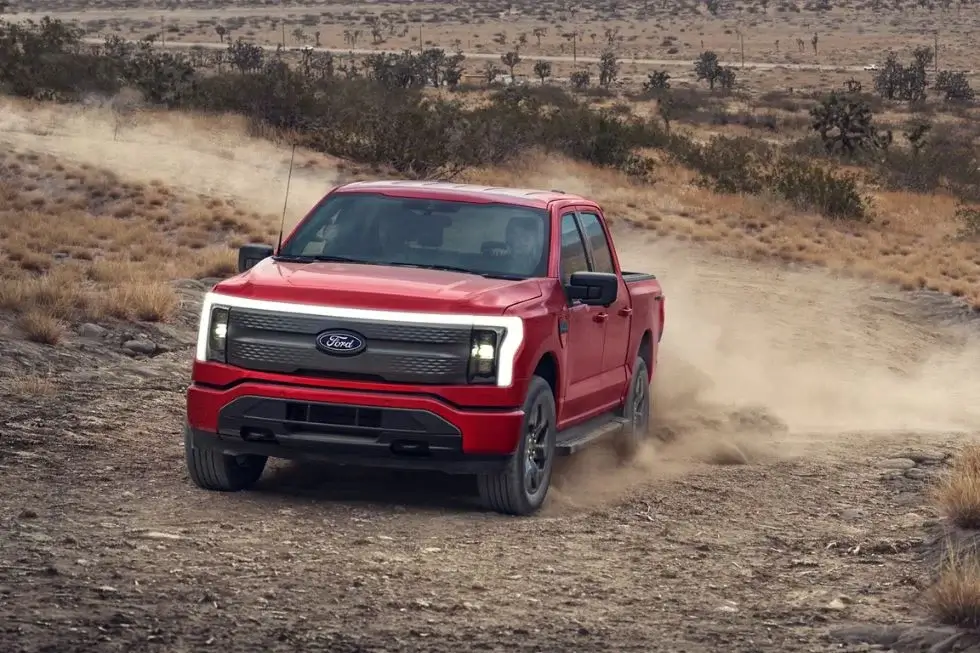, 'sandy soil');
6,2,980,72
3,103,980,652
